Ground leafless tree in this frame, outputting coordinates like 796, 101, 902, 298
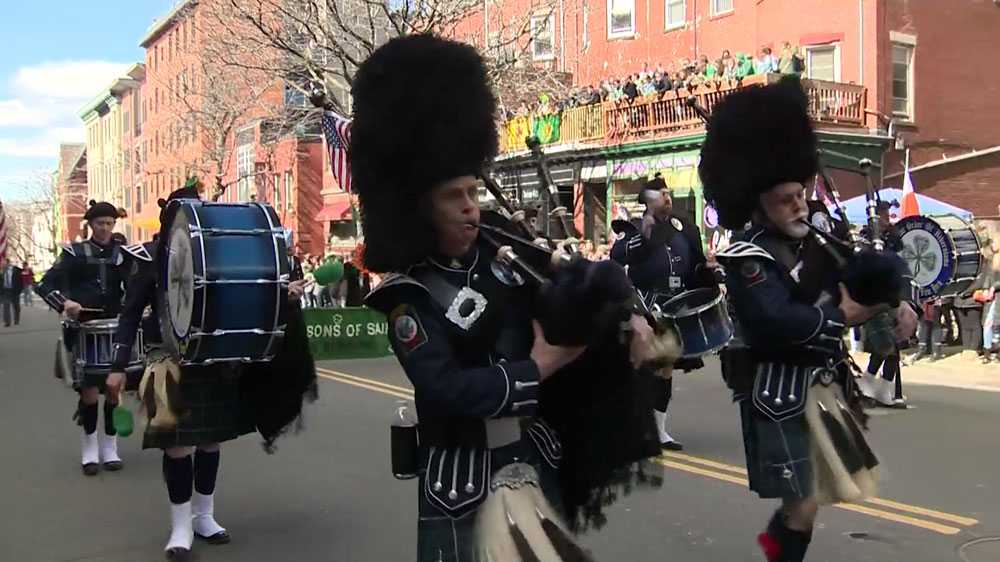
200, 0, 569, 116
5, 171, 70, 267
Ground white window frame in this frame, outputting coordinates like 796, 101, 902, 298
235, 126, 255, 202
804, 43, 841, 82
890, 32, 916, 121
530, 14, 556, 61
607, 0, 635, 39
665, 0, 686, 30
710, 0, 733, 16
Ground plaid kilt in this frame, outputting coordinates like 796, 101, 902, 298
142, 362, 254, 450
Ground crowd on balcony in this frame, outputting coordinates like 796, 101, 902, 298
500, 42, 806, 121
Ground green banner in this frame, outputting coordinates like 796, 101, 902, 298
532, 114, 561, 145
303, 307, 393, 360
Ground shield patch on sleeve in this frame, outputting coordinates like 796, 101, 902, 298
390, 305, 428, 354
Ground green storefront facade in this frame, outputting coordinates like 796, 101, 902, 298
492, 128, 892, 251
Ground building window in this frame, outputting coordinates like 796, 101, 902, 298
273, 174, 281, 209
892, 43, 914, 119
665, 0, 685, 29
236, 127, 255, 202
285, 171, 293, 211
711, 0, 733, 15
530, 14, 555, 60
607, 0, 635, 38
804, 43, 840, 82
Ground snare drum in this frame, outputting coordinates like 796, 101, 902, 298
657, 288, 734, 358
158, 199, 289, 365
65, 318, 145, 389
896, 215, 982, 299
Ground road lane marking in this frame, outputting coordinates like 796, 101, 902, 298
836, 503, 962, 535
317, 372, 413, 400
316, 368, 978, 535
663, 452, 980, 527
318, 368, 414, 395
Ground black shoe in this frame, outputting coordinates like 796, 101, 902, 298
81, 463, 100, 476
103, 460, 123, 472
661, 440, 684, 451
196, 530, 231, 545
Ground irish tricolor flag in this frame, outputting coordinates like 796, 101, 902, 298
900, 149, 921, 218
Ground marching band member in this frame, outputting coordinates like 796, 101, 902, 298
611, 174, 719, 450
353, 35, 664, 561
35, 200, 130, 475
107, 179, 317, 560
701, 78, 917, 562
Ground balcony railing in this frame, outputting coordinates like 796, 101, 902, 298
498, 74, 867, 154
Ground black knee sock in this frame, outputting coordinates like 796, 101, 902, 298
162, 454, 194, 505
79, 401, 98, 434
194, 449, 221, 495
761, 510, 812, 562
102, 399, 117, 436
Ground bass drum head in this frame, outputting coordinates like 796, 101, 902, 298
897, 216, 954, 299
156, 200, 198, 360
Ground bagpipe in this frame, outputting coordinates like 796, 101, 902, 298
477, 137, 676, 535
799, 155, 916, 356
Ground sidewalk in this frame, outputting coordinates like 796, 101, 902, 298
851, 349, 1000, 392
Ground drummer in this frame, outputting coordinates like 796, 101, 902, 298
611, 174, 720, 450
107, 179, 314, 560
35, 200, 130, 475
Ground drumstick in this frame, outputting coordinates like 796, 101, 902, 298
79, 307, 105, 313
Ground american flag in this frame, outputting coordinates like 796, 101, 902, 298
322, 110, 352, 193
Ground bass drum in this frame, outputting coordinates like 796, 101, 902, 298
158, 199, 289, 365
896, 215, 982, 299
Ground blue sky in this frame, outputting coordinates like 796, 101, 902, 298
0, 0, 178, 201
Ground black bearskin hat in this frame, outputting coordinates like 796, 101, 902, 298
698, 76, 818, 230
157, 184, 201, 223
637, 173, 667, 205
84, 200, 120, 222
351, 34, 498, 273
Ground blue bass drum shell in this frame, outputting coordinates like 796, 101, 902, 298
157, 199, 289, 365
896, 216, 955, 299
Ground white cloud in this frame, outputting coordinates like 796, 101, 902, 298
0, 59, 130, 166
10, 60, 131, 100
0, 127, 85, 158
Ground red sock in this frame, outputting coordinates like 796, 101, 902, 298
757, 531, 782, 561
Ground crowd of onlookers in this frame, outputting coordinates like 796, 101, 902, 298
500, 43, 806, 121
296, 248, 378, 309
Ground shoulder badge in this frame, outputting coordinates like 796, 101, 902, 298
670, 217, 683, 231
389, 304, 428, 354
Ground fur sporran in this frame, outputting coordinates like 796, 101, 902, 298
474, 463, 594, 562
804, 383, 879, 504
138, 351, 186, 429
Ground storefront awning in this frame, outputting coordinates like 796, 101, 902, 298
133, 216, 160, 231
315, 199, 353, 222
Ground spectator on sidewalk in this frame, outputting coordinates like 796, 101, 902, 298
914, 297, 944, 361
954, 289, 984, 356
20, 263, 34, 306
1, 258, 24, 327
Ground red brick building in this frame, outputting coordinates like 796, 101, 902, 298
456, 0, 1000, 232
133, 0, 327, 254
55, 143, 89, 243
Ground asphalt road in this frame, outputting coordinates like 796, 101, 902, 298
3, 304, 999, 562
